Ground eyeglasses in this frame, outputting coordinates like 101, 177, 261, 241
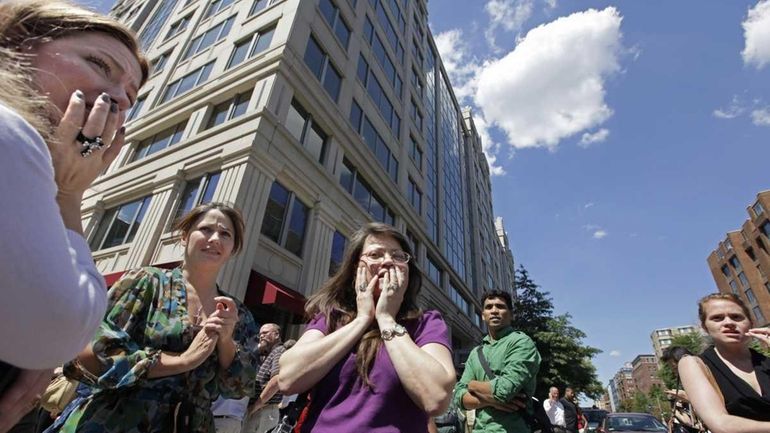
360, 250, 411, 264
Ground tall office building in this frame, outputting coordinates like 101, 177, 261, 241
85, 0, 515, 355
707, 190, 770, 327
650, 325, 699, 360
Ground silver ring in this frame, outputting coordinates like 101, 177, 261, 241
77, 132, 104, 157
357, 285, 366, 292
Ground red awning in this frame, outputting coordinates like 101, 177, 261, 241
246, 271, 306, 316
102, 261, 180, 287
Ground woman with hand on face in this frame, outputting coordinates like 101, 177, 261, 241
46, 203, 259, 433
0, 1, 148, 430
678, 293, 770, 433
278, 223, 456, 433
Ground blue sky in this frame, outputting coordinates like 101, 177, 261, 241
426, 0, 770, 394
78, 0, 770, 395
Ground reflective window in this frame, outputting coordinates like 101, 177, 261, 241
161, 62, 214, 103
250, 0, 278, 16
227, 26, 276, 69
90, 196, 152, 250
753, 306, 766, 324
738, 272, 749, 288
139, 0, 179, 49
166, 14, 193, 40
319, 0, 351, 48
304, 35, 342, 101
132, 120, 188, 161
261, 181, 309, 257
286, 99, 328, 164
356, 53, 400, 135
408, 177, 421, 212
151, 51, 171, 74
182, 16, 235, 60
409, 135, 422, 170
204, 0, 235, 19
126, 94, 147, 122
329, 230, 347, 276
427, 255, 441, 285
206, 90, 252, 129
340, 158, 395, 224
171, 172, 221, 227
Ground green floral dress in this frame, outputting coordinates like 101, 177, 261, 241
48, 266, 259, 433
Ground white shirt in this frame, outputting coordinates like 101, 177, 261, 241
0, 103, 107, 369
544, 398, 566, 427
211, 396, 249, 420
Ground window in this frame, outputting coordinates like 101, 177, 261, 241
747, 247, 757, 262
304, 35, 342, 101
126, 94, 147, 122
319, 0, 351, 48
285, 99, 328, 163
730, 256, 742, 271
716, 247, 725, 259
754, 201, 765, 217
260, 182, 309, 256
329, 230, 347, 276
406, 229, 419, 257
725, 238, 734, 250
206, 90, 252, 129
132, 120, 187, 161
753, 306, 766, 324
762, 221, 770, 239
738, 272, 750, 288
203, 0, 235, 19
351, 114, 398, 182
409, 135, 422, 170
139, 0, 179, 49
427, 255, 441, 285
161, 62, 214, 103
721, 264, 731, 277
407, 177, 421, 212
250, 0, 278, 15
370, 0, 404, 62
729, 280, 739, 294
410, 98, 423, 131
449, 284, 469, 315
339, 158, 395, 224
362, 17, 402, 99
227, 26, 276, 69
745, 288, 758, 305
356, 54, 400, 135
349, 99, 363, 131
151, 51, 171, 74
90, 196, 152, 250
171, 172, 221, 226
182, 16, 235, 60
166, 14, 192, 40
411, 66, 423, 96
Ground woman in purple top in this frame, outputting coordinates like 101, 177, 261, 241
279, 222, 456, 432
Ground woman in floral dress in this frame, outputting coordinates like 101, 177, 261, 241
48, 203, 259, 433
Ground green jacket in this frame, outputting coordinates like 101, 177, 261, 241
453, 326, 541, 433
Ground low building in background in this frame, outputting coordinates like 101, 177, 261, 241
650, 325, 699, 360
631, 354, 664, 394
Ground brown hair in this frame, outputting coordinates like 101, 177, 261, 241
305, 222, 422, 388
0, 47, 52, 139
0, 1, 150, 109
697, 292, 754, 328
173, 202, 246, 255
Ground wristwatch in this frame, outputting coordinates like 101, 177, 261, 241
381, 324, 407, 340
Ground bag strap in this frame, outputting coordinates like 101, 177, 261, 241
476, 345, 495, 380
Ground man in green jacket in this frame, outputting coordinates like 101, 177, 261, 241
454, 290, 541, 432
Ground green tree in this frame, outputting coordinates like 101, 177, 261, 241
512, 265, 604, 400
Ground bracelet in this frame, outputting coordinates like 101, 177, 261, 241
381, 324, 407, 341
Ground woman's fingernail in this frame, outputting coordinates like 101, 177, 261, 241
100, 93, 111, 103
74, 90, 84, 99
110, 102, 118, 113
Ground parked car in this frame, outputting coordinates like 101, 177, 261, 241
596, 412, 667, 432
582, 408, 608, 432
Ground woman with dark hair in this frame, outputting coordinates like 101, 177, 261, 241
278, 222, 456, 432
46, 203, 259, 433
661, 346, 704, 433
679, 293, 770, 433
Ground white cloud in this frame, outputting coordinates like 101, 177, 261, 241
484, 0, 534, 50
593, 229, 608, 239
579, 128, 610, 147
434, 30, 481, 103
751, 108, 770, 126
609, 350, 621, 357
742, 0, 770, 69
473, 115, 507, 175
584, 202, 595, 209
544, 0, 558, 9
475, 7, 624, 150
713, 95, 746, 119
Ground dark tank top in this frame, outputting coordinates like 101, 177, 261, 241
700, 346, 770, 421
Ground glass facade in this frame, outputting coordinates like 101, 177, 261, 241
423, 45, 438, 242
439, 71, 467, 280
138, 0, 179, 49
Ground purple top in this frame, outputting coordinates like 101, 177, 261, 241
300, 310, 451, 433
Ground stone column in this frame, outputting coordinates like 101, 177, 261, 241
216, 153, 277, 300
298, 201, 336, 298
81, 200, 105, 242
